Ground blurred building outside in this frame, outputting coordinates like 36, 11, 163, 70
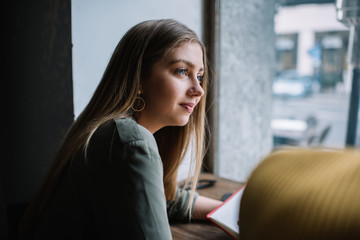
275, 3, 349, 91
272, 2, 359, 149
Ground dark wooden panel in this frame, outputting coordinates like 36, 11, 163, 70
4, 1, 73, 239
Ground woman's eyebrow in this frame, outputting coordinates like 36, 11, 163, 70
169, 59, 204, 71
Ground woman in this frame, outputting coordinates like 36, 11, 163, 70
19, 19, 222, 239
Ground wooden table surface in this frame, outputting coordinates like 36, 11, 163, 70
171, 173, 244, 240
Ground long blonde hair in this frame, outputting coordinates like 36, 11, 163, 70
20, 19, 208, 237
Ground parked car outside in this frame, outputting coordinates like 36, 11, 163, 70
273, 70, 314, 98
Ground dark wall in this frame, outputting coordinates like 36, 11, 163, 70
3, 0, 74, 239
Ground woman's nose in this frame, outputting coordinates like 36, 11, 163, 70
188, 75, 204, 97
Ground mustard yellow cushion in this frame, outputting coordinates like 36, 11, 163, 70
239, 148, 360, 240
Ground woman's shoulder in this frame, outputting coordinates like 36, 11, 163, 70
90, 118, 155, 147
113, 118, 157, 149
87, 118, 159, 165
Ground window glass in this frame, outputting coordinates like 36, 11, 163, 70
272, 2, 358, 149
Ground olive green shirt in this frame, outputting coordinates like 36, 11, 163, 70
29, 118, 197, 240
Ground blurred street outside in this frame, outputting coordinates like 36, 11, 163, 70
272, 89, 358, 148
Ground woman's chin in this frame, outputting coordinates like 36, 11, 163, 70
172, 117, 190, 127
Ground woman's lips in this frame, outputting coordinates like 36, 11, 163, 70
180, 103, 195, 113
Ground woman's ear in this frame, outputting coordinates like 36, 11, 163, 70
138, 82, 143, 94
139, 79, 147, 95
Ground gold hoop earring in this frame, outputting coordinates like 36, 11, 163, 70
132, 94, 145, 112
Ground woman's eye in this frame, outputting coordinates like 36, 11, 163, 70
177, 68, 188, 76
197, 75, 204, 84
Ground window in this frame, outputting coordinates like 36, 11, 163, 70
272, 3, 354, 150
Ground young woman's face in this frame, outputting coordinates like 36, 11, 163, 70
138, 41, 205, 133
